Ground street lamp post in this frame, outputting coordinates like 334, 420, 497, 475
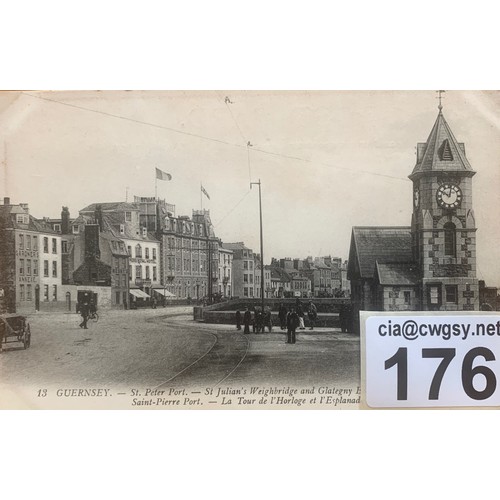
250, 179, 265, 314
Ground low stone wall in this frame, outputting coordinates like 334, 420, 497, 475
204, 297, 350, 314
199, 310, 340, 328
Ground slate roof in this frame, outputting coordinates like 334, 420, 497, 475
222, 242, 251, 251
270, 267, 291, 282
80, 202, 140, 213
410, 111, 474, 178
375, 262, 420, 286
350, 226, 413, 279
0, 205, 56, 234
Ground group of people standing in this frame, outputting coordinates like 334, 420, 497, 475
235, 299, 318, 344
235, 306, 273, 334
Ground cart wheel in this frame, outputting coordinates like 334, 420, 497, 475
24, 324, 31, 349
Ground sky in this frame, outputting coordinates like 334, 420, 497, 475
1, 90, 500, 285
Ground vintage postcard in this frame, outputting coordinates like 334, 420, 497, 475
1, 90, 499, 409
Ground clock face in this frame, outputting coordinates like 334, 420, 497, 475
413, 188, 420, 209
436, 183, 462, 209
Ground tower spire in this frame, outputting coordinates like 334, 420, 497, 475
436, 90, 445, 113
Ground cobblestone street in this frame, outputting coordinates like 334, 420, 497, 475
0, 306, 360, 408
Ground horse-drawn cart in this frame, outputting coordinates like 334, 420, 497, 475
0, 314, 31, 352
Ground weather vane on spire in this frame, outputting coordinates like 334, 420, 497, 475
436, 90, 446, 112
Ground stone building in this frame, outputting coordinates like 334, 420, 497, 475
222, 242, 255, 298
218, 246, 233, 298
79, 202, 161, 300
348, 106, 479, 322
159, 209, 219, 301
0, 198, 62, 314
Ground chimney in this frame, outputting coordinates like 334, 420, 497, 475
61, 206, 70, 234
3, 197, 10, 205
94, 205, 104, 232
84, 224, 101, 260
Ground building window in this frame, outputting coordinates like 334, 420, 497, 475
62, 240, 68, 253
44, 260, 49, 277
20, 284, 25, 301
244, 287, 249, 297
145, 266, 150, 280
429, 286, 440, 305
250, 274, 254, 284
33, 260, 38, 275
153, 266, 157, 281
43, 285, 49, 302
19, 259, 24, 275
244, 261, 248, 270
53, 224, 61, 232
136, 265, 142, 279
43, 237, 49, 253
72, 225, 79, 234
129, 265, 132, 280
249, 261, 253, 270
120, 224, 125, 235
145, 248, 150, 259
27, 284, 32, 301
27, 259, 31, 275
404, 291, 411, 304
125, 212, 132, 222
52, 285, 57, 301
153, 248, 157, 260
33, 235, 38, 248
52, 261, 57, 277
52, 238, 57, 253
444, 223, 456, 257
249, 287, 254, 297
19, 234, 24, 249
243, 274, 248, 283
135, 244, 142, 258
445, 285, 458, 304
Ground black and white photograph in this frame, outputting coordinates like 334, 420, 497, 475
1, 90, 500, 409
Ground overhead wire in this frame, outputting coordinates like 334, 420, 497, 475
21, 91, 409, 183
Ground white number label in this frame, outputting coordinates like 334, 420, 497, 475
363, 314, 500, 407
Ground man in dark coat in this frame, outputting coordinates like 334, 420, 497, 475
278, 303, 287, 330
286, 307, 300, 344
79, 302, 89, 329
243, 307, 251, 334
235, 310, 242, 330
307, 300, 318, 330
295, 298, 305, 330
263, 307, 272, 333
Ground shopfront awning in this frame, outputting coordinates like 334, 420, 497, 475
129, 289, 150, 299
153, 289, 176, 297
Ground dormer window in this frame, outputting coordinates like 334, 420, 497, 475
142, 227, 147, 238
72, 225, 79, 234
16, 214, 28, 224
120, 224, 125, 235
439, 139, 454, 161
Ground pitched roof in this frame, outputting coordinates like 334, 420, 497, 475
222, 242, 251, 251
270, 267, 291, 282
349, 226, 413, 279
80, 202, 140, 213
410, 111, 474, 178
375, 261, 419, 286
0, 205, 56, 234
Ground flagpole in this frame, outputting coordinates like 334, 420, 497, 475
200, 182, 203, 211
155, 169, 158, 200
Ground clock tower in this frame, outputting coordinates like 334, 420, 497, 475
409, 105, 478, 311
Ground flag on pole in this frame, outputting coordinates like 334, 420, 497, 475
201, 185, 210, 200
156, 168, 172, 181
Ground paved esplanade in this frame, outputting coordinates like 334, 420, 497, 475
0, 307, 360, 392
